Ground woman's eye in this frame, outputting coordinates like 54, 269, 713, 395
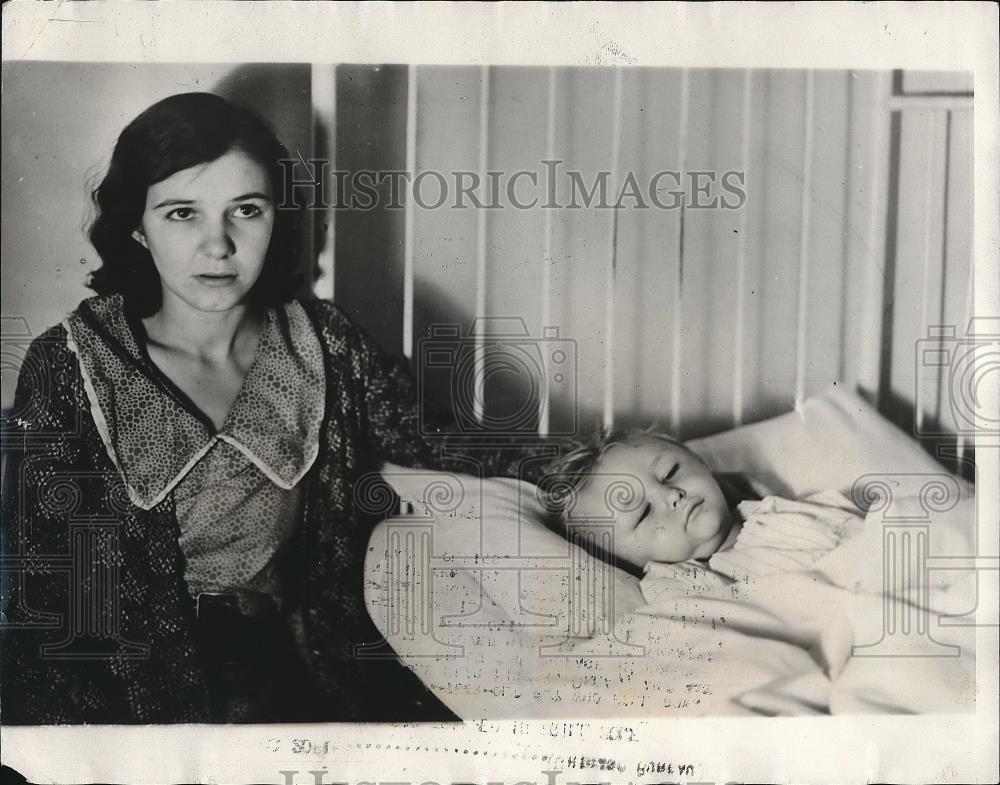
661, 463, 679, 482
166, 207, 194, 221
234, 204, 263, 218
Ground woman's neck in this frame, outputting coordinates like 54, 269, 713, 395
142, 297, 260, 363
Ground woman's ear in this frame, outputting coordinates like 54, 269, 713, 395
131, 228, 148, 248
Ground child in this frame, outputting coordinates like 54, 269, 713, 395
541, 428, 867, 604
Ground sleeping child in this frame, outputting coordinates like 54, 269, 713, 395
537, 426, 976, 714
540, 427, 868, 604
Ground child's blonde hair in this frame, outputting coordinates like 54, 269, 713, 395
538, 425, 684, 519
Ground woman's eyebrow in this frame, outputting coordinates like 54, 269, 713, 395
230, 191, 272, 202
152, 198, 195, 209
151, 192, 272, 209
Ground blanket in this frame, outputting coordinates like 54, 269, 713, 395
367, 472, 978, 717
631, 491, 978, 715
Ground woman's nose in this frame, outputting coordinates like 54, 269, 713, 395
200, 221, 235, 258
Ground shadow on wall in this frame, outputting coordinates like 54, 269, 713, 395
213, 64, 320, 300
879, 388, 977, 483
330, 64, 410, 358
411, 277, 554, 437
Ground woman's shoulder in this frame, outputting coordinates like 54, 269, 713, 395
18, 294, 130, 373
294, 296, 349, 321
293, 297, 371, 343
7, 309, 93, 427
65, 292, 126, 324
22, 320, 69, 350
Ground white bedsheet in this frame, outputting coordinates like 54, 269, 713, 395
633, 492, 977, 715
367, 489, 977, 717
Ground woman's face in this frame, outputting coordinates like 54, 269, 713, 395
132, 148, 275, 315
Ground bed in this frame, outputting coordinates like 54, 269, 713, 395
363, 385, 977, 717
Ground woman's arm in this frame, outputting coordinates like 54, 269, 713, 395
1, 327, 119, 723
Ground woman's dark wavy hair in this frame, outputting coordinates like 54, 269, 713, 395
87, 92, 303, 316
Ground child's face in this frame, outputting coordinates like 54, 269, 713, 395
569, 436, 733, 569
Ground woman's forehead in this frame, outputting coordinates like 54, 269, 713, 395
147, 149, 271, 200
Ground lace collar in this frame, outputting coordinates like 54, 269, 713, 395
64, 294, 326, 510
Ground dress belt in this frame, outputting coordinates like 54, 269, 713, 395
189, 589, 317, 722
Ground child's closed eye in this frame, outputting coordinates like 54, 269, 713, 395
661, 463, 679, 482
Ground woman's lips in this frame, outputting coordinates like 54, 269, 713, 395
195, 273, 237, 287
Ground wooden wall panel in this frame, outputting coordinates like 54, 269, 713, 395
407, 66, 483, 417
546, 68, 620, 435
840, 70, 890, 403
802, 70, 852, 401
675, 69, 746, 437
481, 67, 550, 431
750, 70, 807, 421
613, 68, 684, 431
542, 67, 592, 437
890, 108, 944, 424
731, 70, 772, 427
334, 64, 409, 359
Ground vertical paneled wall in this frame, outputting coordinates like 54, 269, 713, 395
315, 66, 975, 459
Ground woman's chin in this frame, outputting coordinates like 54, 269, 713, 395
173, 289, 249, 314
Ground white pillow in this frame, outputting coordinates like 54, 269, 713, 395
685, 384, 957, 499
372, 465, 647, 627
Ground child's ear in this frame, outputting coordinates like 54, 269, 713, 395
131, 228, 148, 249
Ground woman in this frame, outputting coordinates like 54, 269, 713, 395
1, 92, 553, 723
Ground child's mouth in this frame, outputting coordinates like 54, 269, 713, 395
684, 498, 704, 528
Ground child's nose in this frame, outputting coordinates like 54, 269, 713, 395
662, 486, 686, 509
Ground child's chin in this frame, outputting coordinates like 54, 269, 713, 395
689, 509, 724, 541
692, 524, 728, 559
